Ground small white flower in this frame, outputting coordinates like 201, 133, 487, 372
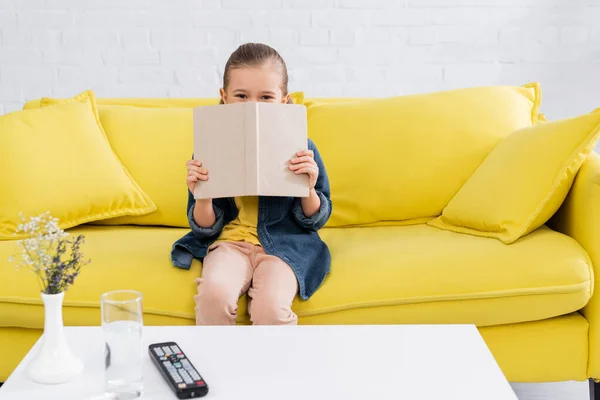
11, 212, 89, 293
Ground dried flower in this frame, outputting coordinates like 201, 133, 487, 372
8, 212, 91, 295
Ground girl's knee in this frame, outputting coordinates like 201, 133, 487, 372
196, 279, 231, 302
249, 295, 297, 326
194, 279, 238, 325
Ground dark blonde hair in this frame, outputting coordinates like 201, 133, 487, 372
220, 43, 292, 104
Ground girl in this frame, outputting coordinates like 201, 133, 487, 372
171, 43, 332, 326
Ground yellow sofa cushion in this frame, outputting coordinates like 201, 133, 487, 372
306, 83, 541, 227
92, 106, 192, 227
304, 224, 591, 326
428, 112, 600, 244
0, 91, 156, 239
0, 223, 591, 329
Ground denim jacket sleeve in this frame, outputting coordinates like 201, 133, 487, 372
186, 187, 226, 239
292, 139, 332, 231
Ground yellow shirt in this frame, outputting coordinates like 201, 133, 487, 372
216, 196, 261, 246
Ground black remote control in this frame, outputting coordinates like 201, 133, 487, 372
148, 341, 209, 399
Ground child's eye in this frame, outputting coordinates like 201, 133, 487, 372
261, 96, 274, 100
235, 94, 247, 99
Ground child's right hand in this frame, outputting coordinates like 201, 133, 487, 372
186, 159, 209, 194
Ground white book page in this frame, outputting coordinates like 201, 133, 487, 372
193, 104, 247, 199
257, 103, 309, 197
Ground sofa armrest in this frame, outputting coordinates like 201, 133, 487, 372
549, 152, 600, 378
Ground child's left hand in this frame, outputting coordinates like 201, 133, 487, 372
289, 150, 319, 190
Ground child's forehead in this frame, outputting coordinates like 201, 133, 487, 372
228, 64, 283, 89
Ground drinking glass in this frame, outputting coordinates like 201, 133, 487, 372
100, 290, 144, 399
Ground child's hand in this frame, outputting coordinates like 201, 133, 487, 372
289, 150, 319, 190
186, 159, 209, 194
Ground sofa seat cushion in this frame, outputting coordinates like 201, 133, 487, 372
307, 225, 592, 326
0, 225, 199, 329
0, 224, 592, 328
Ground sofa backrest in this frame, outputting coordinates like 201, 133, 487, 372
24, 84, 541, 228
305, 84, 541, 226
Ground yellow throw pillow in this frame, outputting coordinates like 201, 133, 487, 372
0, 91, 156, 239
90, 106, 193, 227
307, 83, 541, 227
428, 112, 600, 244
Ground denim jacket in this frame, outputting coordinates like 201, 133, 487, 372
171, 139, 332, 300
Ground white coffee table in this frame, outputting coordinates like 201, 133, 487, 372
0, 325, 517, 400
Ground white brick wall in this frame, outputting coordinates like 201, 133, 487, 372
0, 0, 599, 135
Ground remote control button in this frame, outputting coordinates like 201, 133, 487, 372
182, 359, 192, 370
163, 361, 176, 373
171, 373, 183, 383
190, 370, 201, 381
197, 380, 205, 386
171, 345, 181, 353
153, 347, 164, 356
177, 354, 184, 359
173, 362, 182, 368
180, 370, 193, 384
162, 346, 171, 354
178, 383, 187, 389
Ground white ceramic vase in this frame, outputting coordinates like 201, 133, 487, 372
26, 291, 84, 384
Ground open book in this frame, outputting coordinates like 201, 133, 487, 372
193, 102, 309, 199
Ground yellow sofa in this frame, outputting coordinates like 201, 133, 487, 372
1, 85, 599, 387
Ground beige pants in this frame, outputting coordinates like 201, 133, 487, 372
194, 242, 299, 326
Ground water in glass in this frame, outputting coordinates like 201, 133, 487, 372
101, 290, 143, 399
